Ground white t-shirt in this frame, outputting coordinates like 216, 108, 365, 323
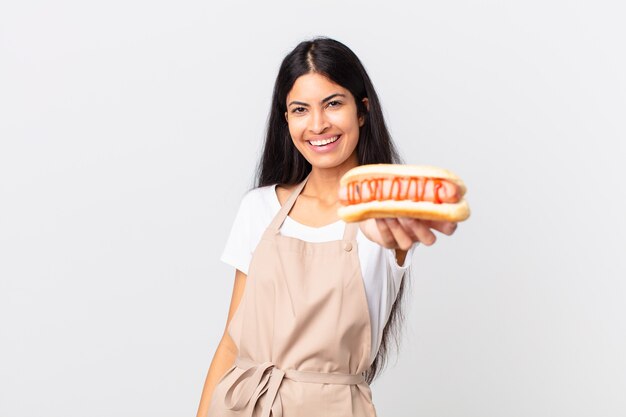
220, 184, 418, 365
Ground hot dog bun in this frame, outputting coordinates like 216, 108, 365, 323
337, 164, 471, 222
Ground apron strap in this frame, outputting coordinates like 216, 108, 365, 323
342, 222, 358, 242
267, 172, 311, 233
226, 356, 366, 417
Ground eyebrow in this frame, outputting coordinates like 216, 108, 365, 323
288, 93, 346, 107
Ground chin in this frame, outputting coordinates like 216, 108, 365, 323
310, 157, 355, 170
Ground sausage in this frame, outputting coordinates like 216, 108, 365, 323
338, 177, 460, 205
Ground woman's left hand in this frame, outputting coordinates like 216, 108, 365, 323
358, 217, 458, 250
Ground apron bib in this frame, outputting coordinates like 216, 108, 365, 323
208, 173, 377, 417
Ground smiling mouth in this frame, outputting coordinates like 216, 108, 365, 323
308, 135, 340, 146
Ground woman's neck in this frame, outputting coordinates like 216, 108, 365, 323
303, 156, 359, 206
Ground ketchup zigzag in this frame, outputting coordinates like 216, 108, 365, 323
343, 177, 453, 205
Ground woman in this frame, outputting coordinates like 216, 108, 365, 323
196, 37, 457, 417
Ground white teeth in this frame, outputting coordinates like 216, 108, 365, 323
309, 136, 339, 146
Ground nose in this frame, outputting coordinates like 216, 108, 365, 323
308, 108, 330, 134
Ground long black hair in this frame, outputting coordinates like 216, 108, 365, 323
254, 37, 411, 383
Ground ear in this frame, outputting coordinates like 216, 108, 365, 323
284, 111, 288, 122
359, 98, 369, 127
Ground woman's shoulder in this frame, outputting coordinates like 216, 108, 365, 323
273, 183, 299, 206
227, 184, 279, 234
238, 183, 280, 212
242, 182, 299, 206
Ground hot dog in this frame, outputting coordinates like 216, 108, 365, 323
337, 164, 471, 222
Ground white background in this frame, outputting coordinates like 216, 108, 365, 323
1, 0, 625, 416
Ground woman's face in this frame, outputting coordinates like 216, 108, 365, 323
285, 72, 368, 171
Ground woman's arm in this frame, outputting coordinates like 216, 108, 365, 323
195, 268, 247, 417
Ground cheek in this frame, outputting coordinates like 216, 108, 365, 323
328, 110, 359, 131
287, 118, 306, 136
287, 124, 307, 148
